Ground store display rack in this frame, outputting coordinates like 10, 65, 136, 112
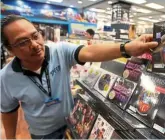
66, 59, 165, 139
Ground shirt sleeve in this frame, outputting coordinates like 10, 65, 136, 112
1, 82, 20, 113
60, 42, 85, 68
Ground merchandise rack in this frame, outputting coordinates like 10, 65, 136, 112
75, 79, 159, 139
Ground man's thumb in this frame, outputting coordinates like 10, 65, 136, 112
145, 42, 158, 49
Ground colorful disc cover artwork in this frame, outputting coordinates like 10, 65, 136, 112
98, 74, 111, 91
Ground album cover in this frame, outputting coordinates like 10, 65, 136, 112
153, 98, 165, 136
127, 72, 165, 127
152, 21, 165, 73
123, 57, 149, 82
89, 115, 115, 139
68, 97, 97, 139
94, 70, 117, 98
108, 77, 137, 109
83, 67, 102, 88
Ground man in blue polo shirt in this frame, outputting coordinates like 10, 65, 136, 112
0, 15, 158, 139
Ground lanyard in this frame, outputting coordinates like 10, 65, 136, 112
28, 68, 52, 97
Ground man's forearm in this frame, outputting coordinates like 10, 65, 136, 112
1, 110, 18, 139
79, 43, 122, 62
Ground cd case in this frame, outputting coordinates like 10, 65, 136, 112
83, 67, 102, 88
89, 114, 115, 139
108, 77, 137, 109
127, 72, 165, 127
67, 97, 97, 139
123, 57, 149, 82
94, 69, 117, 98
152, 21, 165, 73
152, 98, 165, 136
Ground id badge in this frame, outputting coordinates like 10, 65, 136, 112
45, 97, 61, 106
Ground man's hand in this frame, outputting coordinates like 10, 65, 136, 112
126, 34, 158, 56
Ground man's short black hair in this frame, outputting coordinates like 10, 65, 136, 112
86, 29, 95, 36
38, 29, 45, 37
1, 15, 31, 50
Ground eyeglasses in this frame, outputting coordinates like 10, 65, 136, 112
10, 31, 41, 48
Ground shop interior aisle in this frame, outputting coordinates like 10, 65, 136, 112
1, 108, 30, 139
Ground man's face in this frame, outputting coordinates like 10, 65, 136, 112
85, 32, 92, 39
3, 19, 45, 62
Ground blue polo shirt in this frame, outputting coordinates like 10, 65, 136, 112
0, 42, 84, 135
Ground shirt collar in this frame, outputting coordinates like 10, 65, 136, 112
12, 45, 50, 74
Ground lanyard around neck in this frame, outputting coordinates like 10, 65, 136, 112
28, 68, 52, 98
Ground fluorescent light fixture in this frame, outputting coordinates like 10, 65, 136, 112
133, 13, 137, 15
132, 7, 151, 13
149, 16, 152, 18
138, 17, 157, 22
89, 0, 97, 1
125, 0, 146, 4
107, 7, 111, 10
130, 15, 133, 18
145, 3, 164, 9
161, 15, 165, 18
46, 1, 50, 3
70, 5, 74, 7
108, 1, 112, 4
78, 0, 82, 4
138, 21, 147, 24
90, 8, 105, 13
49, 0, 63, 2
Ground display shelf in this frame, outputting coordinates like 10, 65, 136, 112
76, 79, 160, 139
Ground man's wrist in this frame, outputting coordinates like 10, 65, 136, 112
120, 41, 131, 58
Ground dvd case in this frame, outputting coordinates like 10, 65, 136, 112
83, 67, 102, 88
127, 72, 165, 127
94, 70, 117, 98
68, 97, 97, 139
89, 114, 115, 139
108, 77, 137, 109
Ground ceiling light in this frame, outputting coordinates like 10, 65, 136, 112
78, 0, 83, 4
49, 0, 63, 2
161, 15, 165, 18
70, 5, 74, 7
90, 8, 105, 13
159, 18, 162, 21
138, 17, 157, 22
46, 1, 50, 3
145, 3, 164, 9
107, 7, 111, 10
125, 0, 146, 4
149, 16, 152, 18
108, 1, 112, 4
130, 15, 133, 18
132, 7, 151, 13
138, 21, 147, 24
89, 0, 97, 1
133, 13, 137, 15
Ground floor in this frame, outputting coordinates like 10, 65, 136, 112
1, 108, 31, 139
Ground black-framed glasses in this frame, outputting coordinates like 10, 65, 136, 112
10, 31, 41, 48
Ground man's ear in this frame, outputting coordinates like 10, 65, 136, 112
6, 48, 15, 57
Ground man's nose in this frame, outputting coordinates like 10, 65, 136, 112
29, 40, 39, 50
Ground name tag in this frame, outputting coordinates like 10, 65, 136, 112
45, 98, 61, 106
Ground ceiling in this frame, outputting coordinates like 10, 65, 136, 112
27, 0, 165, 25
